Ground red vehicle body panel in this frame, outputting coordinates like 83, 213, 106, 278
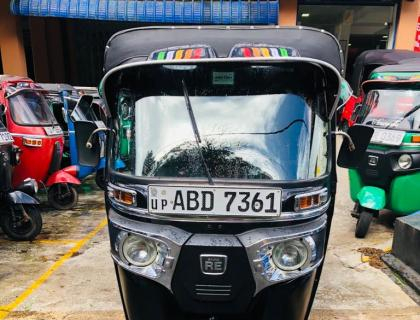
46, 166, 81, 187
340, 95, 360, 128
10, 133, 64, 187
0, 76, 80, 188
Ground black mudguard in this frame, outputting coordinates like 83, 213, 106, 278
7, 191, 39, 205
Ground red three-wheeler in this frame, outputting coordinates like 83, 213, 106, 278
0, 76, 81, 210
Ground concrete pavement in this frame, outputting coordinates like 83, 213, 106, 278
0, 169, 419, 320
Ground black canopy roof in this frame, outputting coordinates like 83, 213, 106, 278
350, 49, 420, 94
372, 61, 420, 74
39, 83, 76, 94
103, 26, 344, 73
362, 79, 420, 94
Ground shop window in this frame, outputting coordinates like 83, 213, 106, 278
297, 4, 396, 79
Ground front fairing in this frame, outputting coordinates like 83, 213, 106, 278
101, 58, 341, 320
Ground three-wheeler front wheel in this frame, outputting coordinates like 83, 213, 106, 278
48, 184, 78, 210
355, 210, 373, 238
0, 205, 43, 241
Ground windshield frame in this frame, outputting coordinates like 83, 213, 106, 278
102, 59, 340, 185
100, 57, 343, 120
358, 87, 420, 132
7, 89, 59, 127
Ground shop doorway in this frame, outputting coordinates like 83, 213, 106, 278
297, 4, 397, 79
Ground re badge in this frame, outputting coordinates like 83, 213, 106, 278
200, 254, 228, 275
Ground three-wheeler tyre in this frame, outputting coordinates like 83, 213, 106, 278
355, 210, 373, 238
95, 169, 106, 190
0, 205, 42, 241
48, 184, 78, 210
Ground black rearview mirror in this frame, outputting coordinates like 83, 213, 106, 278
70, 95, 94, 122
337, 124, 374, 169
73, 121, 101, 167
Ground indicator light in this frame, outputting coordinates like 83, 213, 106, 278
22, 137, 42, 147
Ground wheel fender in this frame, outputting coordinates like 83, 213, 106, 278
114, 158, 126, 170
7, 191, 39, 205
46, 170, 81, 187
97, 157, 106, 170
357, 186, 386, 211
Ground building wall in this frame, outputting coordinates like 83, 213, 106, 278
279, 0, 297, 26
395, 0, 420, 50
1, 0, 419, 84
0, 1, 27, 76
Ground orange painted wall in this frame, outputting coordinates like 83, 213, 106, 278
395, 0, 420, 50
279, 0, 297, 26
0, 1, 27, 76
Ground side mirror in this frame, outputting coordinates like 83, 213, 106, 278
337, 124, 374, 169
73, 121, 101, 167
70, 95, 94, 122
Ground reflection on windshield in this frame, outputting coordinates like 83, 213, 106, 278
126, 94, 328, 181
357, 90, 420, 131
9, 91, 58, 126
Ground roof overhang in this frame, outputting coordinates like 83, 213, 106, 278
10, 0, 279, 24
100, 57, 343, 121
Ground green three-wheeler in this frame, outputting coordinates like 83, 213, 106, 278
349, 62, 420, 238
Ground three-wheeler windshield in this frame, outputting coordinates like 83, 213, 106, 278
113, 63, 330, 181
357, 89, 420, 131
9, 91, 58, 126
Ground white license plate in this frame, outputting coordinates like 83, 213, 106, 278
44, 126, 63, 136
148, 185, 282, 217
370, 129, 405, 146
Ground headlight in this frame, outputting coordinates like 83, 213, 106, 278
398, 154, 412, 169
122, 234, 157, 267
272, 239, 308, 271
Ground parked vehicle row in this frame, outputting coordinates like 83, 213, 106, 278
0, 76, 113, 240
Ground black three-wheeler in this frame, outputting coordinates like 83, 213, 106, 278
0, 111, 41, 241
75, 26, 373, 320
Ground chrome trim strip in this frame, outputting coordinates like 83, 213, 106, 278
237, 215, 326, 248
10, 133, 62, 139
294, 187, 328, 199
109, 196, 330, 223
401, 142, 420, 147
109, 210, 191, 246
